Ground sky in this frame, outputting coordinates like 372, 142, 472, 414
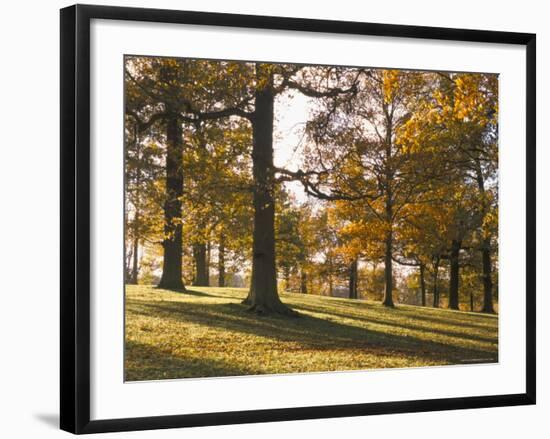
273, 90, 316, 204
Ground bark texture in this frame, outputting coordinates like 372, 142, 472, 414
192, 242, 209, 286
475, 163, 495, 313
382, 232, 394, 307
242, 66, 296, 316
158, 115, 185, 290
480, 238, 495, 313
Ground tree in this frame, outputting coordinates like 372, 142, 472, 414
125, 57, 253, 290
124, 116, 164, 284
125, 57, 189, 290
124, 57, 498, 315
275, 196, 309, 292
316, 208, 348, 297
180, 116, 254, 288
297, 69, 432, 307
175, 63, 359, 314
401, 72, 498, 311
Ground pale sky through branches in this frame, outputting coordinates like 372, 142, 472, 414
274, 90, 314, 204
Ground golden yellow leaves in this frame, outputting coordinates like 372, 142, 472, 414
449, 74, 498, 125
382, 69, 401, 104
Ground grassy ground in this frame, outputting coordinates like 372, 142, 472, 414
125, 285, 498, 381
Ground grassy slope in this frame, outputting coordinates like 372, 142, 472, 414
125, 285, 498, 381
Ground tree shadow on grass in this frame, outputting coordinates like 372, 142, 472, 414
394, 307, 498, 331
125, 340, 263, 381
320, 298, 498, 331
127, 299, 498, 365
153, 286, 229, 299
290, 303, 497, 345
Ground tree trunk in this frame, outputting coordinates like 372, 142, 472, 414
125, 246, 133, 283
349, 259, 358, 299
192, 242, 209, 286
283, 266, 290, 292
206, 240, 211, 284
475, 162, 494, 313
480, 238, 495, 313
158, 115, 185, 290
432, 256, 440, 308
218, 233, 226, 288
382, 105, 394, 308
129, 123, 141, 285
300, 269, 308, 294
328, 255, 334, 296
382, 232, 394, 307
419, 263, 426, 306
130, 227, 139, 284
242, 65, 295, 315
449, 239, 461, 310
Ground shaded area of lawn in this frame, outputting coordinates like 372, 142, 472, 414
125, 285, 498, 381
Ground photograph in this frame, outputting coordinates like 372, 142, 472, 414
124, 56, 499, 381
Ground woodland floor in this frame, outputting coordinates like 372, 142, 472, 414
125, 285, 498, 381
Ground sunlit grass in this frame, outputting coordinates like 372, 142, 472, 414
125, 285, 498, 381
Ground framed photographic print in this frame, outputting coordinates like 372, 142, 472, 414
60, 4, 536, 434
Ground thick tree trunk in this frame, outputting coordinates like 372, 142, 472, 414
449, 239, 462, 310
481, 240, 495, 313
242, 66, 295, 316
192, 242, 209, 286
349, 259, 358, 299
218, 233, 226, 288
419, 263, 426, 306
432, 256, 440, 308
158, 115, 185, 290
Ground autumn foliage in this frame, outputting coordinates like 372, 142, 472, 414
125, 57, 498, 314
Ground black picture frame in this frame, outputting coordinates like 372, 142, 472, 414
60, 4, 536, 434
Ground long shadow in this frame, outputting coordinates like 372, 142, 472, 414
393, 303, 499, 321
152, 287, 229, 299
127, 300, 497, 363
125, 340, 263, 380
394, 308, 498, 331
331, 297, 498, 318
290, 303, 497, 345
322, 299, 498, 331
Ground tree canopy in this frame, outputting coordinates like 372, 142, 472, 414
125, 56, 499, 315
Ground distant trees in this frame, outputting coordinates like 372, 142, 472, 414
125, 57, 498, 315
401, 72, 498, 312
298, 70, 435, 307
125, 57, 254, 290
